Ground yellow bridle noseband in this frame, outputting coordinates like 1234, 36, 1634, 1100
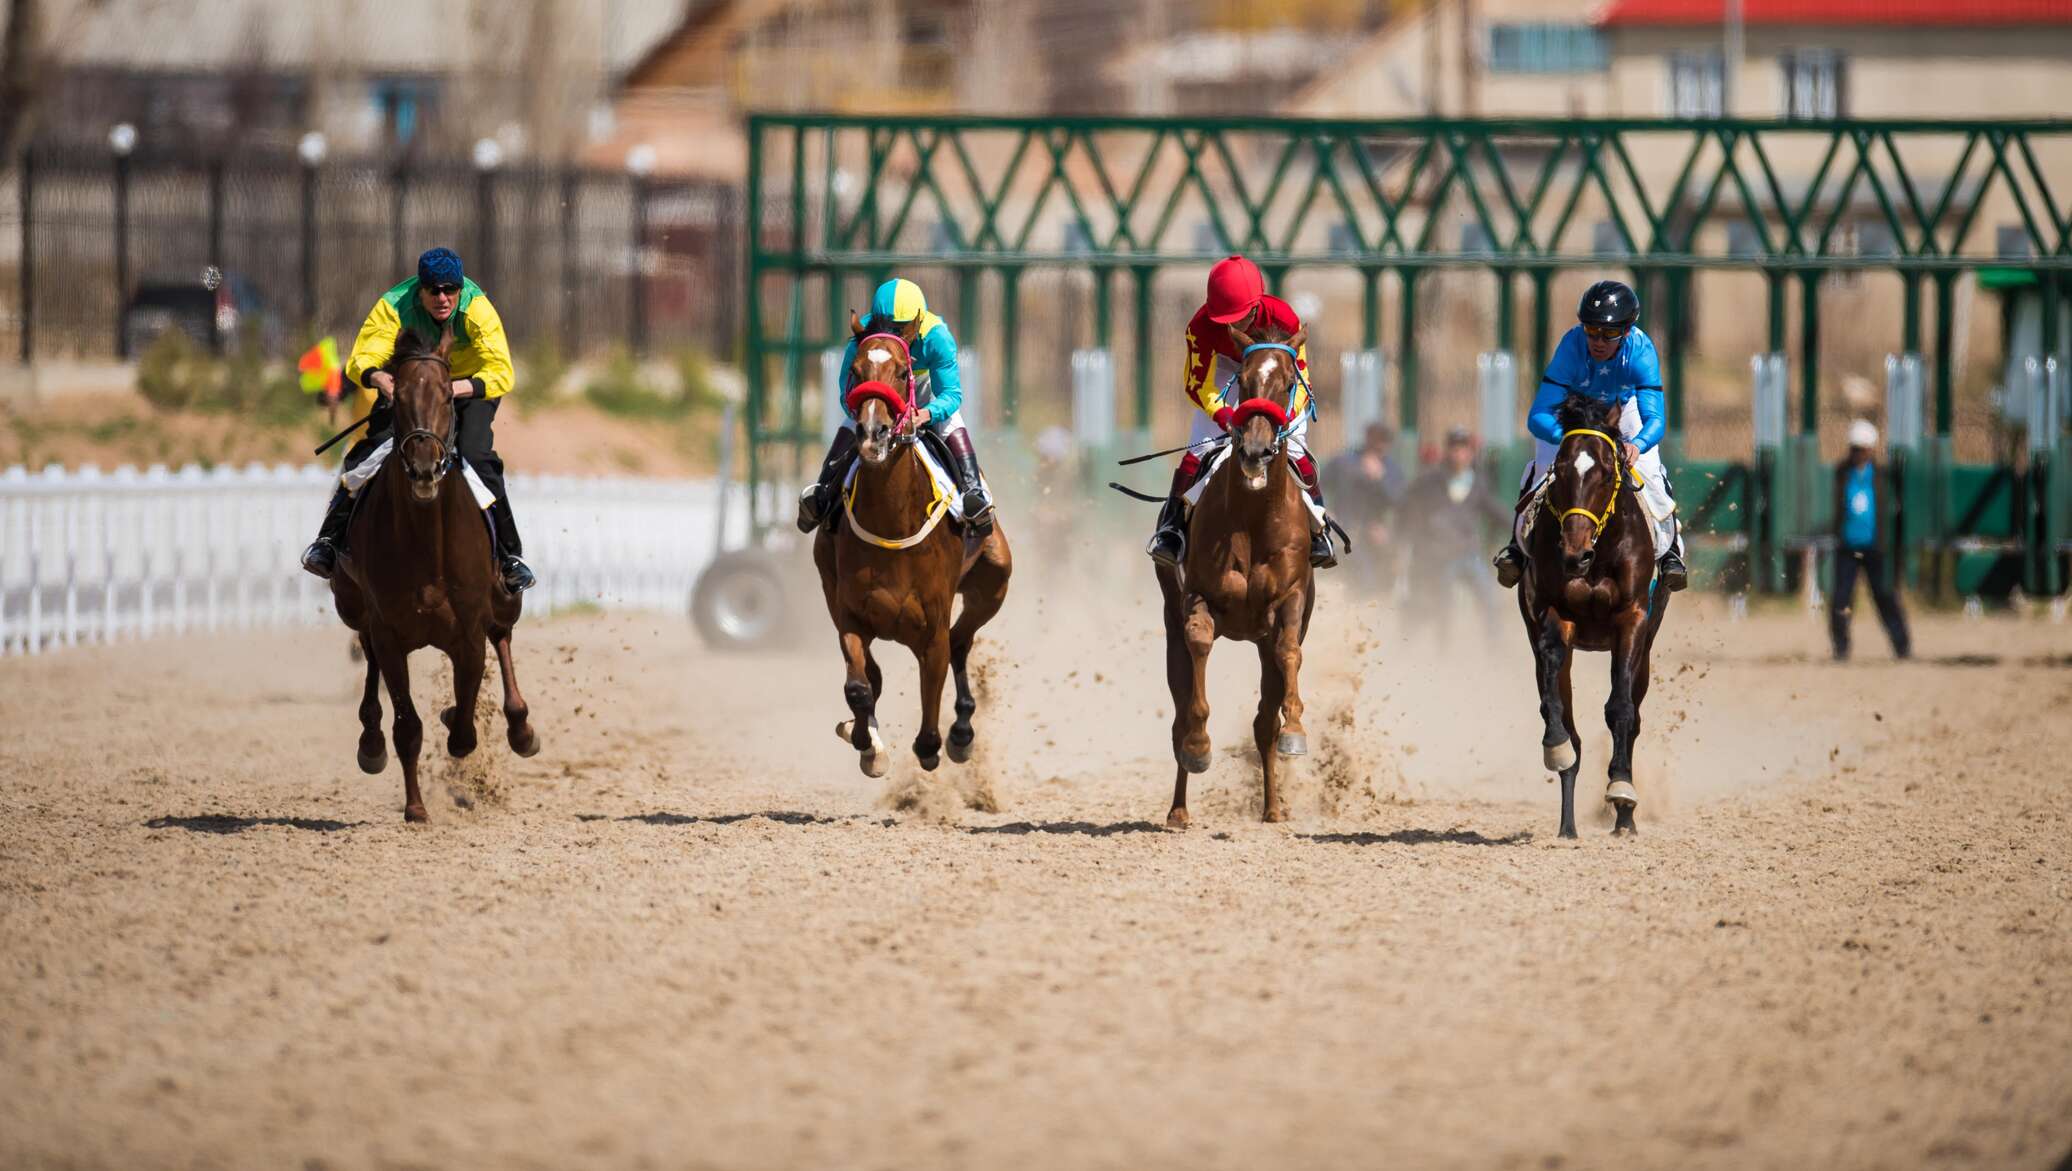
1553, 428, 1634, 538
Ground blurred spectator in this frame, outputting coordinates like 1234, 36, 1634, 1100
1404, 428, 1511, 642
1829, 420, 1912, 661
1324, 422, 1407, 597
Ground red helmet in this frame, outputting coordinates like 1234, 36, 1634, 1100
1204, 255, 1264, 324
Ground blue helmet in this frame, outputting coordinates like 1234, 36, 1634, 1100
417, 247, 464, 288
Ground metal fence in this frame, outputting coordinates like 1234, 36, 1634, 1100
0, 462, 747, 655
9, 142, 743, 365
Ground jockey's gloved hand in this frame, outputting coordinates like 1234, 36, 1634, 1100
1213, 407, 1235, 432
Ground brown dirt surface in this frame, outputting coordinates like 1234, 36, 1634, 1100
3, 571, 2069, 1170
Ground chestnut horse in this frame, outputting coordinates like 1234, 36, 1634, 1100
814, 314, 1012, 777
1517, 394, 1671, 839
1158, 319, 1317, 828
328, 325, 540, 822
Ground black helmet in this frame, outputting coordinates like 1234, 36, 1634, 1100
1577, 280, 1640, 329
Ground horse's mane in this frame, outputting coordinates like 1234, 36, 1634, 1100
1553, 394, 1614, 435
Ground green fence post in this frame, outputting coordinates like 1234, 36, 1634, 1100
1494, 267, 1514, 356
1095, 268, 1114, 350
743, 117, 765, 537
1361, 267, 1380, 350
1133, 264, 1156, 431
1930, 269, 1959, 599
999, 266, 1021, 428
1531, 267, 1554, 376
1397, 268, 1420, 442
1664, 269, 1688, 458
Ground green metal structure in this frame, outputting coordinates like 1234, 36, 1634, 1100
742, 114, 2072, 595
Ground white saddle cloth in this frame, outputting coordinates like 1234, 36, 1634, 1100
841, 442, 987, 524
340, 436, 497, 510
1184, 444, 1328, 529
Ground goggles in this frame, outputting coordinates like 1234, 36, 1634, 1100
1581, 323, 1630, 341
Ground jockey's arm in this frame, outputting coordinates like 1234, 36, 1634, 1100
1525, 379, 1568, 446
1633, 386, 1667, 454
344, 297, 402, 409
1526, 328, 1589, 445
1181, 326, 1232, 429
916, 325, 963, 425
456, 296, 515, 400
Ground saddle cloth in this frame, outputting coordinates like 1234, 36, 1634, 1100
340, 435, 497, 510
841, 441, 986, 524
1184, 444, 1328, 530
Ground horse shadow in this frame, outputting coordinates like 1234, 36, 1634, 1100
1298, 827, 1533, 847
966, 820, 1168, 837
145, 814, 364, 835
577, 810, 880, 828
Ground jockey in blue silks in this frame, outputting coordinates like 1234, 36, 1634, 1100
796, 277, 994, 535
1492, 279, 1689, 592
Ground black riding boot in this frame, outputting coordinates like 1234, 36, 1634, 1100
943, 427, 994, 536
798, 428, 859, 533
1293, 456, 1338, 570
1146, 463, 1194, 567
1493, 540, 1527, 588
1657, 530, 1689, 592
300, 487, 354, 579
488, 500, 535, 593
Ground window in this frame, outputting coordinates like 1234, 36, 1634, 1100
1780, 50, 1846, 120
1668, 50, 1724, 119
1487, 23, 1607, 75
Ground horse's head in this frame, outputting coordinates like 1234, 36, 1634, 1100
1547, 395, 1625, 577
392, 324, 456, 504
1227, 316, 1307, 490
847, 310, 919, 466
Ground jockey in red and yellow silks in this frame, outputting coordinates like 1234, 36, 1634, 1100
1148, 255, 1336, 570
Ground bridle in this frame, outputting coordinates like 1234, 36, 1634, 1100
852, 331, 922, 441
1223, 340, 1317, 453
1551, 427, 1635, 539
393, 352, 458, 480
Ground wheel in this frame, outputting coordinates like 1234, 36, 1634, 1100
690, 549, 792, 651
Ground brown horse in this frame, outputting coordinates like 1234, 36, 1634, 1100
1158, 319, 1316, 828
328, 325, 540, 821
1517, 394, 1671, 839
814, 313, 1012, 777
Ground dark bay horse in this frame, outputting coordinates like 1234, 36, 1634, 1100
1158, 319, 1316, 828
1517, 394, 1671, 838
328, 325, 539, 821
814, 313, 1012, 778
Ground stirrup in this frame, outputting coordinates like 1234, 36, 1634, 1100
1147, 527, 1185, 568
1656, 551, 1689, 592
959, 489, 994, 533
1309, 529, 1337, 570
796, 484, 832, 533
501, 554, 537, 593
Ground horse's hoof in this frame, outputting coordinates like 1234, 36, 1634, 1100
509, 726, 541, 758
860, 750, 889, 779
946, 737, 973, 765
917, 752, 941, 772
357, 745, 388, 775
1181, 753, 1212, 775
1276, 732, 1308, 758
1605, 779, 1638, 809
1611, 823, 1639, 838
1558, 825, 1579, 840
1543, 740, 1578, 772
439, 706, 457, 731
1263, 804, 1290, 824
404, 803, 429, 823
447, 736, 477, 759
1166, 808, 1190, 830
837, 719, 886, 752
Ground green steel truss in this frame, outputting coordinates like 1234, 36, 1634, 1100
744, 115, 2072, 592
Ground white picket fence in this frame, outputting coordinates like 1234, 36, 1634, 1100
0, 462, 748, 656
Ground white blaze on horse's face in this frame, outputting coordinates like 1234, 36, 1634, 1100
1571, 449, 1597, 478
866, 347, 892, 365
1256, 355, 1279, 383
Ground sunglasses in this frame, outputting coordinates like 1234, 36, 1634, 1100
1582, 323, 1629, 341
428, 283, 462, 296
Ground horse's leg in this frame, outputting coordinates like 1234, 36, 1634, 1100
1605, 608, 1647, 837
913, 629, 949, 771
1254, 638, 1291, 823
491, 630, 540, 757
946, 532, 1010, 764
835, 628, 887, 778
1533, 608, 1580, 839
1557, 650, 1582, 840
355, 632, 387, 775
1177, 596, 1216, 776
1160, 576, 1196, 829
373, 639, 426, 823
1271, 593, 1308, 758
441, 635, 484, 758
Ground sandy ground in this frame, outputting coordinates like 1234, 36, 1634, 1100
2, 558, 2070, 1170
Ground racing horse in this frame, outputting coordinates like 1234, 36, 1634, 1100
1158, 318, 1319, 828
1516, 394, 1671, 839
327, 323, 540, 822
815, 313, 1012, 778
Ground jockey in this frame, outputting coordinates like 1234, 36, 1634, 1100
796, 277, 994, 535
1147, 255, 1336, 569
299, 246, 535, 593
1492, 279, 1688, 592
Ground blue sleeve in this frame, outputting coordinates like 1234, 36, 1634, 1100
1629, 331, 1666, 452
919, 324, 963, 423
1528, 329, 1588, 445
836, 337, 859, 416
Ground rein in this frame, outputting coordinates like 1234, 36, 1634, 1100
1223, 341, 1317, 446
842, 452, 952, 550
855, 332, 923, 434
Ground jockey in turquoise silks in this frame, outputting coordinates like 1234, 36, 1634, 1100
797, 278, 995, 535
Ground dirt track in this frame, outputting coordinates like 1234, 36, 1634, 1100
3, 568, 2070, 1170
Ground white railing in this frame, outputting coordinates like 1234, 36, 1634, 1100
0, 462, 747, 656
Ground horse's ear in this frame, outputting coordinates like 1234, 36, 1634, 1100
896, 316, 920, 346
850, 310, 865, 337
435, 317, 455, 360
1229, 324, 1256, 350
1288, 326, 1307, 350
